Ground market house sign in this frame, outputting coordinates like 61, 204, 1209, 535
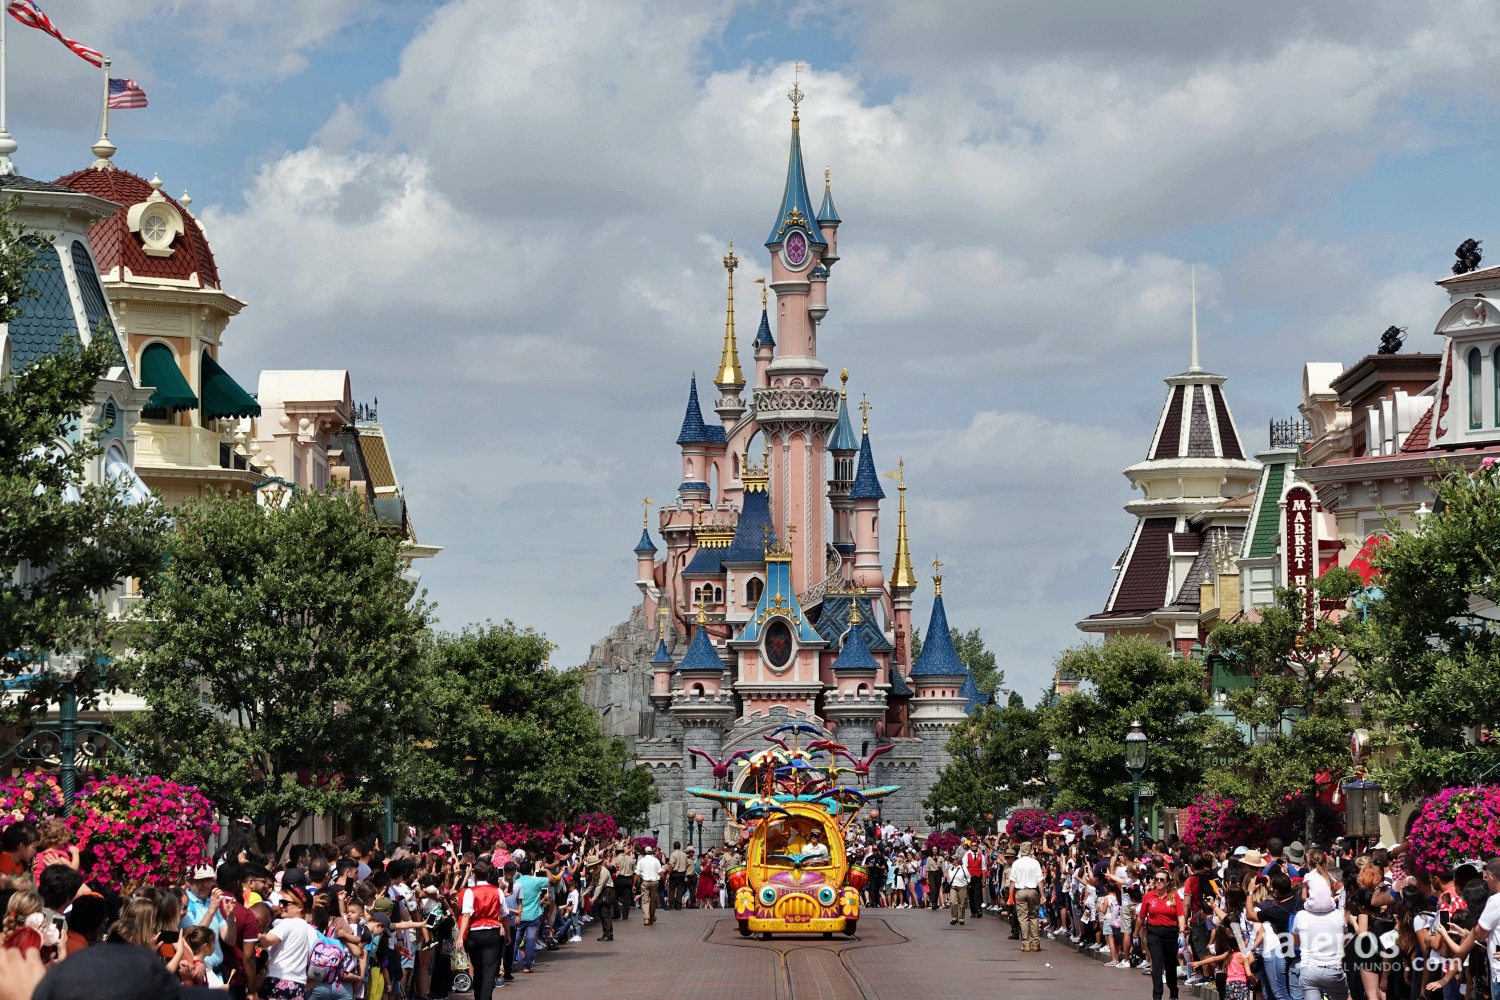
1283, 484, 1316, 630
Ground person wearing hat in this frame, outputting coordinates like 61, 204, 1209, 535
1008, 842, 1045, 951
180, 864, 229, 981
635, 845, 664, 925
586, 853, 615, 941
258, 886, 321, 1000
1241, 849, 1268, 870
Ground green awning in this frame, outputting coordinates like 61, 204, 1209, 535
139, 343, 197, 417
199, 350, 261, 419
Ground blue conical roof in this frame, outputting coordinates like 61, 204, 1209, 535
849, 432, 885, 500
817, 177, 840, 226
831, 395, 858, 452
753, 308, 775, 349
676, 623, 726, 673
765, 122, 827, 249
724, 485, 776, 563
651, 637, 674, 666
634, 528, 657, 554
676, 376, 725, 446
910, 593, 967, 678
830, 621, 879, 672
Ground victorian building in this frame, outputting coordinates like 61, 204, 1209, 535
585, 83, 983, 846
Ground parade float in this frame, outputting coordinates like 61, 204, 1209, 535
685, 722, 898, 939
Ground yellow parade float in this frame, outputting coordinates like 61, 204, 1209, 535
685, 722, 899, 939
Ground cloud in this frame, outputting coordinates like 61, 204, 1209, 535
192, 0, 1500, 698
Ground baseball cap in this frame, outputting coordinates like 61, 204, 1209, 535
190, 864, 216, 880
1233, 846, 1249, 857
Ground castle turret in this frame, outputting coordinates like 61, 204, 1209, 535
828, 369, 859, 565
676, 376, 724, 505
752, 280, 775, 388
672, 599, 734, 757
713, 243, 747, 426
634, 500, 659, 620
849, 398, 885, 590
816, 166, 841, 267
822, 594, 887, 754
907, 563, 975, 738
649, 607, 675, 711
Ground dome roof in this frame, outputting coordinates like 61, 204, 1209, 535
52, 166, 220, 289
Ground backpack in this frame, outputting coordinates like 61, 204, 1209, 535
307, 932, 346, 984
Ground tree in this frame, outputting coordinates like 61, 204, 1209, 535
925, 691, 1050, 831
0, 201, 167, 695
121, 488, 431, 856
1206, 567, 1367, 844
1353, 464, 1500, 799
909, 624, 1003, 693
1048, 636, 1214, 819
393, 623, 655, 831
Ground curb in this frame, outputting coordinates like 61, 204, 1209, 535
1063, 931, 1219, 1000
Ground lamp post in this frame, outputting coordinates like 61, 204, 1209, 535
1124, 720, 1149, 851
687, 812, 705, 854
51, 651, 82, 814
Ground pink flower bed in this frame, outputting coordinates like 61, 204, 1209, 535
457, 813, 624, 853
67, 775, 218, 892
0, 773, 64, 823
1177, 794, 1341, 854
1406, 787, 1500, 874
1006, 809, 1052, 840
924, 830, 960, 853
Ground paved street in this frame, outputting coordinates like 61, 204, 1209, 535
508, 908, 1134, 1000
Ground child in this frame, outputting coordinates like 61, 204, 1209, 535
31, 820, 79, 882
1100, 879, 1125, 967
178, 925, 216, 987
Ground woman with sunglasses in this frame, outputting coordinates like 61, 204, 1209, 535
1139, 867, 1187, 1000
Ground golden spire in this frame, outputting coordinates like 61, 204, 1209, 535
849, 597, 862, 626
715, 241, 744, 388
641, 497, 654, 529
884, 459, 917, 591
931, 555, 944, 596
789, 61, 803, 126
858, 394, 871, 434
840, 367, 849, 399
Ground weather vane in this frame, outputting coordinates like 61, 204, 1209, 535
858, 394, 872, 434
641, 497, 654, 528
883, 457, 905, 486
789, 61, 803, 121
755, 276, 767, 310
723, 239, 739, 273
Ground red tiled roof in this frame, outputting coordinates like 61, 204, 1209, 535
1399, 406, 1433, 453
1109, 517, 1174, 612
1435, 343, 1452, 439
52, 166, 219, 288
1171, 532, 1202, 552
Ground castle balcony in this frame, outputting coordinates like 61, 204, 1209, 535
753, 385, 840, 425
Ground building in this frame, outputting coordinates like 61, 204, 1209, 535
584, 83, 983, 846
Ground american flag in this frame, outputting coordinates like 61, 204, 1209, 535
6, 1, 104, 67
108, 78, 147, 109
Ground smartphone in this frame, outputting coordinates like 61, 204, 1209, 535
159, 930, 181, 945
1441, 911, 1452, 927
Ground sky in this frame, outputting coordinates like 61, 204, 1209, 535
7, 0, 1500, 700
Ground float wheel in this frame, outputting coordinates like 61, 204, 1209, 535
760, 931, 773, 941
823, 931, 834, 940
738, 921, 752, 938
843, 919, 857, 936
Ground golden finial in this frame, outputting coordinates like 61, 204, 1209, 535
825, 166, 831, 189
657, 605, 669, 639
696, 592, 709, 626
715, 241, 744, 388
849, 597, 862, 626
858, 394, 871, 434
931, 555, 944, 596
840, 368, 849, 399
754, 276, 767, 311
642, 497, 654, 529
789, 61, 803, 124
885, 460, 916, 591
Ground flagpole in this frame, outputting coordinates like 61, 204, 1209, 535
91, 53, 114, 167
100, 55, 109, 141
0, 4, 14, 176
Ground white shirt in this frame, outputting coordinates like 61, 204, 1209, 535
1475, 893, 1500, 981
265, 918, 321, 984
636, 854, 664, 882
1008, 855, 1044, 889
1293, 907, 1347, 968
946, 860, 970, 888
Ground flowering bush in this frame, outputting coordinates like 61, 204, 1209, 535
1407, 786, 1500, 874
924, 830, 959, 853
0, 773, 64, 823
1177, 794, 1342, 854
67, 776, 217, 892
1055, 810, 1101, 832
631, 836, 658, 851
461, 813, 626, 854
1005, 808, 1052, 841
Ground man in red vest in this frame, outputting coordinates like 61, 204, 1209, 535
457, 858, 510, 1000
964, 840, 987, 919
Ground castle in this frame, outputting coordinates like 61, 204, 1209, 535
585, 79, 984, 847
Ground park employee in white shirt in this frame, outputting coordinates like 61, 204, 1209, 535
1008, 842, 1046, 952
635, 846, 665, 926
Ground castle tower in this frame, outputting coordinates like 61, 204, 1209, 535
1078, 274, 1261, 651
887, 460, 918, 671
673, 599, 735, 757
675, 376, 722, 506
828, 369, 859, 565
756, 73, 840, 594
649, 607, 676, 711
817, 167, 841, 267
822, 594, 888, 756
849, 399, 885, 590
907, 562, 976, 736
752, 282, 775, 388
634, 499, 659, 621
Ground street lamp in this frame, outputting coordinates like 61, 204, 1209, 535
686, 811, 706, 854
1124, 720, 1149, 850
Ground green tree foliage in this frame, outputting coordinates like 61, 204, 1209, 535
394, 623, 655, 831
1048, 636, 1213, 816
925, 691, 1050, 830
122, 488, 431, 855
0, 201, 167, 696
1207, 567, 1366, 843
909, 625, 1002, 693
1354, 467, 1500, 799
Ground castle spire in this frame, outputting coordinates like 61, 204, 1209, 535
885, 460, 916, 591
816, 165, 841, 227
764, 63, 826, 249
1189, 264, 1201, 373
714, 242, 744, 389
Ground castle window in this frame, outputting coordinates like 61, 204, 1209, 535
1470, 347, 1483, 430
746, 577, 764, 605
